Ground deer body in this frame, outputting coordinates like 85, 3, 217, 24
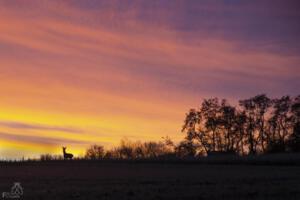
62, 147, 73, 160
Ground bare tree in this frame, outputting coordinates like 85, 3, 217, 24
239, 97, 258, 154
288, 95, 300, 152
267, 96, 292, 152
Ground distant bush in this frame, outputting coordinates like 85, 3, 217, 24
84, 138, 176, 160
175, 140, 198, 157
40, 154, 54, 161
85, 145, 105, 160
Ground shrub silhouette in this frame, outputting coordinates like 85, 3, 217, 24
85, 145, 105, 160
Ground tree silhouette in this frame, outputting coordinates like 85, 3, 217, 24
219, 100, 237, 152
288, 95, 300, 152
182, 94, 300, 156
239, 97, 258, 154
267, 96, 291, 152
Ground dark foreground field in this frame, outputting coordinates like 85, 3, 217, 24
1, 161, 300, 200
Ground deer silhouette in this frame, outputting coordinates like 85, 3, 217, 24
62, 147, 73, 160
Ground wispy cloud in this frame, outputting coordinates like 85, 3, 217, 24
0, 131, 88, 146
0, 121, 83, 134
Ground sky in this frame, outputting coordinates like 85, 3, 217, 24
0, 0, 299, 159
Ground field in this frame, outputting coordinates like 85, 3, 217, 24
1, 160, 300, 200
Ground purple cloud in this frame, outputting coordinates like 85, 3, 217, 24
0, 121, 83, 134
0, 131, 88, 145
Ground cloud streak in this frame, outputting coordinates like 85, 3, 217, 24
0, 131, 89, 146
0, 121, 83, 134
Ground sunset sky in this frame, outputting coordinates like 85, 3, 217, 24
0, 0, 299, 159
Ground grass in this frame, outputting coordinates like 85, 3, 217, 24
0, 154, 300, 200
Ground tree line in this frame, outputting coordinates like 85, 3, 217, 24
182, 94, 300, 155
40, 94, 299, 161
